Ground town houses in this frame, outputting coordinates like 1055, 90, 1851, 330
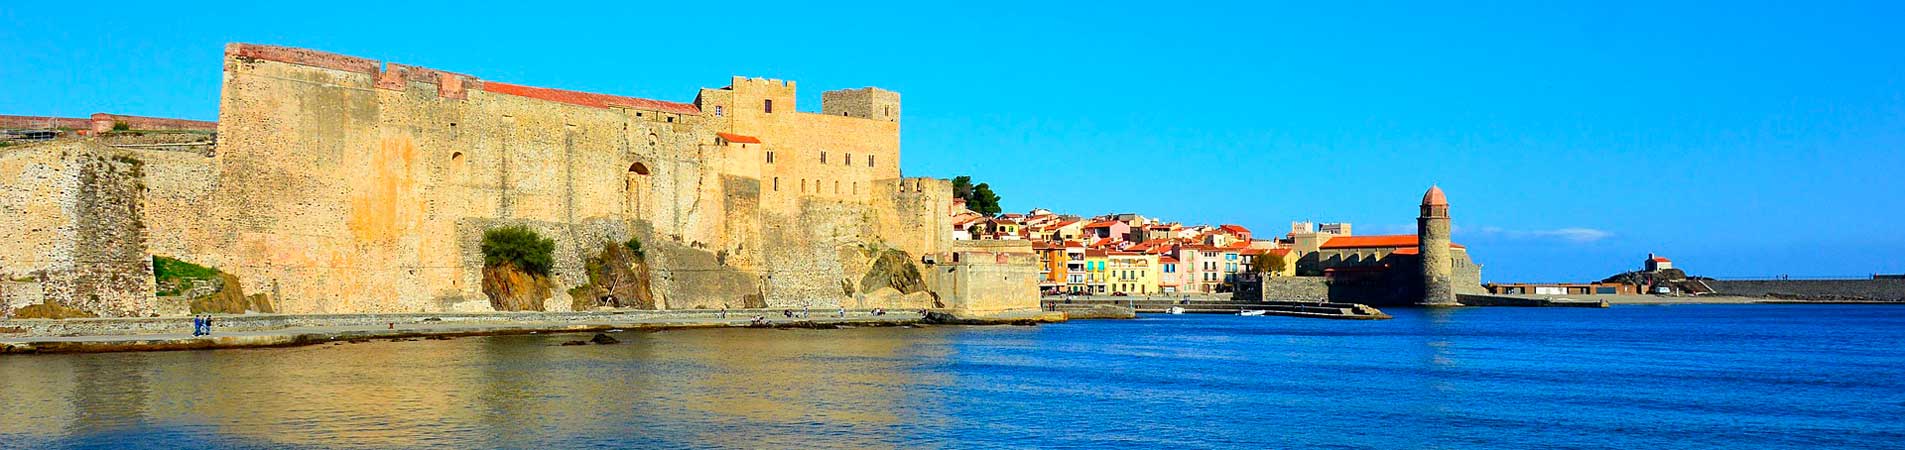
954, 204, 1476, 298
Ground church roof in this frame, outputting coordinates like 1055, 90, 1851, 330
1422, 185, 1448, 206
1320, 235, 1466, 250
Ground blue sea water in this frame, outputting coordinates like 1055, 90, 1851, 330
2, 304, 1903, 449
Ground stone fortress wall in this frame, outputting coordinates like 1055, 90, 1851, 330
1, 43, 1035, 317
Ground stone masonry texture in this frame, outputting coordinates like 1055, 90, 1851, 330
0, 43, 1037, 317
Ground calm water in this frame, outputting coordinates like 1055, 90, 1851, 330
3, 305, 1904, 449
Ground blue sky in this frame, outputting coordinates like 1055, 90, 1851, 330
3, 1, 1902, 282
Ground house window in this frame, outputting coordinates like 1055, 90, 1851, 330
666, 116, 675, 123
715, 106, 724, 116
764, 99, 773, 113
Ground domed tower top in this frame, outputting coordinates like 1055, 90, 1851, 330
1422, 185, 1448, 206
1420, 185, 1449, 218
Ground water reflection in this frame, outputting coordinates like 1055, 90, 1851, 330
7, 308, 1904, 449
1, 327, 955, 448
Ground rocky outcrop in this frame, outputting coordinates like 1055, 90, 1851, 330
482, 262, 551, 312
1603, 268, 1712, 294
569, 242, 655, 311
860, 247, 925, 295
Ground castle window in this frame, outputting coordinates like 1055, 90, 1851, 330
764, 99, 773, 113
852, 181, 858, 194
820, 151, 827, 163
774, 177, 779, 191
714, 106, 724, 117
766, 151, 775, 164
845, 153, 852, 166
667, 116, 675, 123
834, 180, 840, 194
868, 155, 875, 167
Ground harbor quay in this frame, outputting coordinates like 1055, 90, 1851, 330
0, 308, 1066, 355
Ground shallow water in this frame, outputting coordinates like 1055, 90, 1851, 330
3, 304, 1903, 449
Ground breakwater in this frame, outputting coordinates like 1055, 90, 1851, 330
1044, 296, 1389, 319
1706, 278, 1905, 302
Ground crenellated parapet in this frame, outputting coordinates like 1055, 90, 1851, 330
224, 43, 696, 113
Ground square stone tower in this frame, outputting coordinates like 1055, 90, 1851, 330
821, 87, 900, 123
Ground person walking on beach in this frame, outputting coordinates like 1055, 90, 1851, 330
191, 315, 202, 336
204, 315, 214, 336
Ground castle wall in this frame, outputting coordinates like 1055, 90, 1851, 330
1, 43, 1020, 317
0, 140, 156, 317
174, 43, 959, 314
926, 241, 1041, 314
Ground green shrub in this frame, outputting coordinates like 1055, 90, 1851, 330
111, 121, 130, 131
482, 226, 555, 276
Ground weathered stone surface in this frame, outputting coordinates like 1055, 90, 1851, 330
481, 263, 552, 312
13, 302, 98, 319
0, 140, 158, 318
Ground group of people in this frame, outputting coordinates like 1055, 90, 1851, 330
190, 315, 215, 336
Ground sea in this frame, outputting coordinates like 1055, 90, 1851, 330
3, 304, 1902, 449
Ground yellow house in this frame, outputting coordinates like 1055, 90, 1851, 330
1107, 251, 1159, 295
1083, 249, 1110, 294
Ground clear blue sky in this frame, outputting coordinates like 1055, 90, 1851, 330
3, 1, 1902, 282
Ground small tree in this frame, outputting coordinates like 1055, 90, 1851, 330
481, 226, 555, 276
968, 183, 1003, 216
1253, 251, 1289, 276
111, 121, 130, 131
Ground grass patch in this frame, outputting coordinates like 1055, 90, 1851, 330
153, 256, 219, 297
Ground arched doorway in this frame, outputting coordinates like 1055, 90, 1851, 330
626, 162, 650, 218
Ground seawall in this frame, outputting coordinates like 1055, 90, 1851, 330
0, 308, 1065, 354
1706, 279, 1905, 302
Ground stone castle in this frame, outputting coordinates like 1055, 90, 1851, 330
0, 43, 1039, 318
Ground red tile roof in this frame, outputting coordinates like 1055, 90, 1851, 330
1319, 235, 1466, 250
1159, 256, 1179, 263
1219, 224, 1251, 234
1649, 256, 1672, 262
1389, 245, 1464, 256
1083, 220, 1121, 229
482, 81, 699, 114
715, 132, 760, 144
